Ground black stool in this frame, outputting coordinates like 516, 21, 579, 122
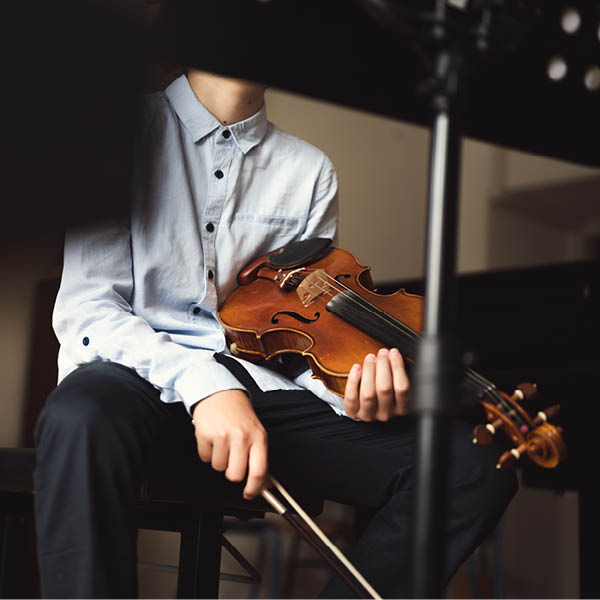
0, 447, 323, 598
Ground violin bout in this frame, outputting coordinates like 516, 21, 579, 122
219, 243, 423, 396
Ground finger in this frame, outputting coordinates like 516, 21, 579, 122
344, 363, 362, 418
196, 436, 213, 463
358, 353, 377, 421
375, 348, 394, 421
210, 435, 229, 472
389, 348, 410, 415
226, 430, 250, 482
244, 433, 268, 499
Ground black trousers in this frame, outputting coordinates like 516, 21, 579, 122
34, 357, 517, 598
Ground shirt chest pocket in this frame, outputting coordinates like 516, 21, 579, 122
232, 212, 301, 236
226, 213, 303, 264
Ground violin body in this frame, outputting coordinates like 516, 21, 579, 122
218, 239, 567, 470
219, 246, 423, 395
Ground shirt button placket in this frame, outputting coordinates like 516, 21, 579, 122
204, 135, 231, 309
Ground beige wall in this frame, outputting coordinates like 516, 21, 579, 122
0, 233, 62, 447
505, 149, 597, 189
489, 150, 598, 271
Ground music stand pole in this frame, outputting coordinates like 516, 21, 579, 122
412, 46, 463, 598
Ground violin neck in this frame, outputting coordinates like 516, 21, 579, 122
326, 291, 503, 409
326, 290, 418, 358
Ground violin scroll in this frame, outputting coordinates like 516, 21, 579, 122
496, 422, 567, 470
472, 382, 566, 470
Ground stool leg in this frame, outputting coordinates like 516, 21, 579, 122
0, 511, 7, 596
268, 526, 283, 599
0, 512, 40, 599
177, 508, 224, 599
283, 533, 302, 598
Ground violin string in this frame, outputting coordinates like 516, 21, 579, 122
314, 280, 519, 420
288, 271, 513, 418
463, 369, 521, 424
304, 272, 420, 346
293, 270, 522, 423
306, 273, 522, 424
315, 273, 420, 340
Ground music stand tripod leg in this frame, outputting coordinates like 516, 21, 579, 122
412, 47, 464, 599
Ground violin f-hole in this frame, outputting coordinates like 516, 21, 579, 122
271, 311, 321, 325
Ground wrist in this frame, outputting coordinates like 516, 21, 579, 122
191, 400, 201, 421
191, 389, 249, 422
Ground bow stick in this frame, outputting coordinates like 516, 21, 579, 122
260, 474, 381, 599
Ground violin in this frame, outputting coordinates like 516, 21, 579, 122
218, 238, 567, 470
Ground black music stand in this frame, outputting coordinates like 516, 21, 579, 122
359, 2, 528, 596
366, 3, 598, 596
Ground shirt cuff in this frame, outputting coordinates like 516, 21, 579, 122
176, 361, 248, 415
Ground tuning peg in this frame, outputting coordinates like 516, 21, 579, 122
472, 418, 504, 445
532, 405, 560, 426
513, 382, 538, 402
496, 443, 527, 470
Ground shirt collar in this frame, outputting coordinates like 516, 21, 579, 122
165, 74, 267, 154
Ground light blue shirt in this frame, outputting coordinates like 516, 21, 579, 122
53, 74, 345, 415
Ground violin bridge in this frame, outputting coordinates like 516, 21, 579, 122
297, 269, 329, 307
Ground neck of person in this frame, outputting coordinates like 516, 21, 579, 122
187, 69, 267, 126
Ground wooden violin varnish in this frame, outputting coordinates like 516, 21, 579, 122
219, 238, 567, 471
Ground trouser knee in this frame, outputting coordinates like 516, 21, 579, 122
461, 439, 518, 525
35, 362, 155, 475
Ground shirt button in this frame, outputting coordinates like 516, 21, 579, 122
207, 269, 214, 280
192, 307, 201, 315
214, 170, 224, 179
206, 222, 215, 233
222, 130, 231, 139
